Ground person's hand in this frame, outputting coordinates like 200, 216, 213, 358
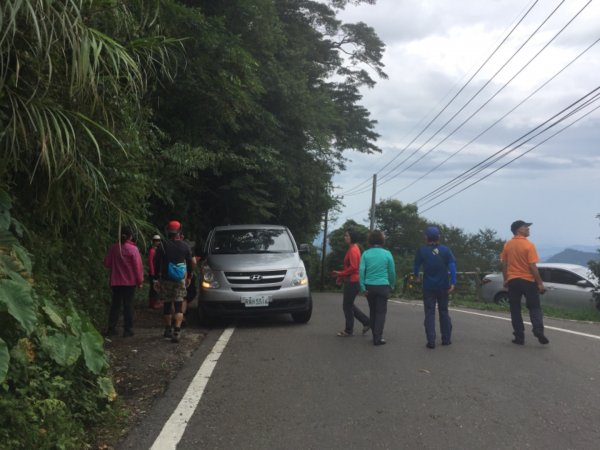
138, 283, 143, 289
538, 282, 546, 294
331, 271, 339, 278
448, 284, 455, 294
153, 280, 161, 292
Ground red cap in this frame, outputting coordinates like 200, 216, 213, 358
166, 220, 181, 232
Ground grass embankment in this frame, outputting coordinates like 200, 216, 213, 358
446, 295, 600, 323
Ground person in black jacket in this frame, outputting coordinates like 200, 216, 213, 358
154, 221, 195, 343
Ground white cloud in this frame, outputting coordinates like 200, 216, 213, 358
332, 0, 600, 249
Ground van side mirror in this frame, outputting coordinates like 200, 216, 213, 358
298, 243, 309, 254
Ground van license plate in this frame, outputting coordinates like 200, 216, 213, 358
241, 295, 271, 307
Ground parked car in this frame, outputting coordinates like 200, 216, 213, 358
480, 263, 600, 310
198, 224, 312, 324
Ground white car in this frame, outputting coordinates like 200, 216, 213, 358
480, 263, 600, 310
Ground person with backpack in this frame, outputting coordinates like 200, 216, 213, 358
413, 226, 457, 349
104, 226, 144, 337
153, 220, 195, 343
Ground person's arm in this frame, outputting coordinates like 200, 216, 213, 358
148, 247, 156, 277
359, 254, 367, 292
387, 252, 396, 290
134, 247, 144, 288
529, 263, 545, 293
335, 246, 360, 280
448, 260, 457, 293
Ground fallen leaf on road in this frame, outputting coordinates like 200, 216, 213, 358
419, 369, 431, 374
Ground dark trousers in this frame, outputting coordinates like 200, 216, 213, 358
108, 285, 136, 331
423, 289, 452, 344
507, 278, 544, 339
342, 281, 369, 333
366, 285, 390, 343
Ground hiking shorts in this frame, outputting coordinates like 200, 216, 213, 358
161, 279, 187, 303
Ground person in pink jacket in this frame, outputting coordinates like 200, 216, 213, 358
104, 226, 144, 337
332, 229, 370, 337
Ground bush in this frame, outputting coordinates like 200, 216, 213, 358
0, 191, 115, 449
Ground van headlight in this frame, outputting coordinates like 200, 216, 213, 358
201, 264, 220, 289
292, 265, 308, 286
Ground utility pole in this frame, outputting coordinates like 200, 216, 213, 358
319, 209, 328, 290
369, 174, 377, 230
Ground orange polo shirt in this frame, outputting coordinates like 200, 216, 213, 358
500, 235, 539, 282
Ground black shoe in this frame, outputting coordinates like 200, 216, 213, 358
534, 333, 549, 344
123, 329, 134, 337
164, 327, 173, 339
374, 339, 386, 346
426, 342, 435, 349
512, 338, 525, 345
441, 341, 451, 346
362, 325, 371, 334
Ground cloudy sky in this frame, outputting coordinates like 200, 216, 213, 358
331, 0, 600, 252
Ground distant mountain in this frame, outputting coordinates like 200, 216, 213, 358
544, 248, 600, 265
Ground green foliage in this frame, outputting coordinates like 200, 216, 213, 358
0, 192, 114, 448
1, 0, 389, 445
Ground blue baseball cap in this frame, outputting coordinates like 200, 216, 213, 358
425, 226, 440, 240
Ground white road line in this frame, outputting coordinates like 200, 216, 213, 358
151, 326, 235, 450
390, 299, 600, 340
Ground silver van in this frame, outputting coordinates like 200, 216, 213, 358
198, 224, 312, 324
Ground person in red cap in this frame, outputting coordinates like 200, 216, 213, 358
501, 220, 549, 345
153, 220, 195, 343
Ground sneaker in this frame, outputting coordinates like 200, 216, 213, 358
426, 342, 435, 349
163, 327, 173, 339
512, 338, 525, 345
374, 339, 386, 346
534, 333, 549, 345
441, 341, 451, 346
362, 325, 370, 334
171, 329, 181, 343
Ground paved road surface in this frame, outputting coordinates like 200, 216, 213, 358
119, 292, 600, 450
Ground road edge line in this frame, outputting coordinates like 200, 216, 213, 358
150, 326, 235, 450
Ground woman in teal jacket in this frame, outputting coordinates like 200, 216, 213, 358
359, 230, 396, 346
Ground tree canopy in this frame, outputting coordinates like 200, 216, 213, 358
0, 1, 386, 447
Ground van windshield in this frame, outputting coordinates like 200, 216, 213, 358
210, 229, 295, 254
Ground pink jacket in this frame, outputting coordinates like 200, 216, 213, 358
104, 240, 144, 287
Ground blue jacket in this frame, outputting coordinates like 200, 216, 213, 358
413, 244, 457, 290
359, 247, 396, 291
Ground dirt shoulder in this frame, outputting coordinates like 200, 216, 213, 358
93, 303, 206, 449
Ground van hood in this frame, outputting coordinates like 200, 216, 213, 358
206, 253, 301, 272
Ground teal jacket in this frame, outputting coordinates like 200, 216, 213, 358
359, 246, 396, 291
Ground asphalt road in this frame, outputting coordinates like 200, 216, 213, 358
119, 292, 600, 450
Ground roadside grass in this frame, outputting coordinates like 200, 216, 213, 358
447, 294, 600, 323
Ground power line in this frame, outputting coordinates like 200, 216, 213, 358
416, 86, 600, 212
418, 102, 600, 213
387, 38, 600, 198
339, 0, 541, 197
416, 86, 600, 206
370, 0, 576, 192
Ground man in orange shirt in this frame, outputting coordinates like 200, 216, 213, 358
500, 220, 549, 345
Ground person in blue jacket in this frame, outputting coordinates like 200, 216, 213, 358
413, 226, 457, 349
359, 230, 396, 346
